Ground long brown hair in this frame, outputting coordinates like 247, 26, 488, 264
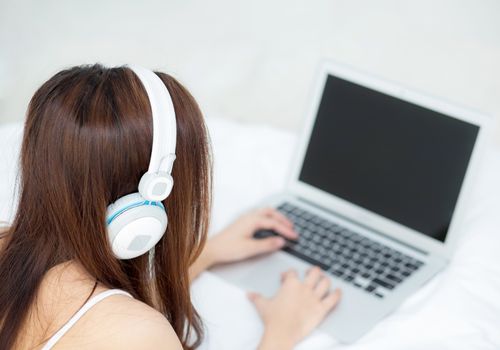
0, 64, 211, 349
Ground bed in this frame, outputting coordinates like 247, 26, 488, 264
1, 117, 499, 349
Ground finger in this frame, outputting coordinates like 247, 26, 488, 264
304, 266, 323, 287
249, 236, 286, 256
255, 217, 297, 240
247, 292, 268, 312
313, 276, 331, 298
262, 208, 294, 229
281, 269, 299, 283
321, 288, 342, 310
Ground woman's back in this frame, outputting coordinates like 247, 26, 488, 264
11, 259, 181, 349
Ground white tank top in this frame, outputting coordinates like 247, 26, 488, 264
41, 289, 133, 350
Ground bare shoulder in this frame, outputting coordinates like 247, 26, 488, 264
104, 296, 182, 348
66, 292, 183, 349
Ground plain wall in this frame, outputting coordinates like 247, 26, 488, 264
0, 0, 499, 130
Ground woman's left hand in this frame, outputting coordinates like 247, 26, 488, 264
190, 208, 297, 280
208, 208, 297, 264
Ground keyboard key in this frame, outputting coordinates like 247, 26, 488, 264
354, 276, 370, 288
405, 262, 419, 270
320, 220, 331, 229
385, 274, 403, 283
253, 230, 276, 239
330, 269, 343, 277
302, 212, 313, 220
282, 246, 329, 270
343, 274, 355, 282
372, 278, 395, 290
365, 284, 376, 292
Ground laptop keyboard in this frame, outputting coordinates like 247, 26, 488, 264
254, 202, 424, 298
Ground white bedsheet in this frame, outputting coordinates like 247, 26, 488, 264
1, 118, 499, 349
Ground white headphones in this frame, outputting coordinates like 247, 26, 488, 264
105, 65, 177, 260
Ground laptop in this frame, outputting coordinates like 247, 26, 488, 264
212, 61, 490, 342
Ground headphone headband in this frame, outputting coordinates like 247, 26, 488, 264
106, 65, 176, 260
128, 65, 177, 201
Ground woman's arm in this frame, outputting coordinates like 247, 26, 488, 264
189, 243, 217, 281
189, 208, 297, 281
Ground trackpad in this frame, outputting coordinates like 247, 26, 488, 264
235, 252, 311, 298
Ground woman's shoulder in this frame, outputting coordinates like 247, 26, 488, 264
92, 293, 183, 349
58, 290, 183, 349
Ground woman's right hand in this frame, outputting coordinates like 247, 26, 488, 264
249, 267, 341, 350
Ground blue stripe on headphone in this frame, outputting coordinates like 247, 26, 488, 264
106, 201, 165, 225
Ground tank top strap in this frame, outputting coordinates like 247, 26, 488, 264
41, 289, 133, 350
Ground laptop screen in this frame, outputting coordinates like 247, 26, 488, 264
299, 74, 479, 242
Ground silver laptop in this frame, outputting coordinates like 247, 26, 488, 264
212, 61, 490, 342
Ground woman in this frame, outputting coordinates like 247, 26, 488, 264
0, 64, 341, 350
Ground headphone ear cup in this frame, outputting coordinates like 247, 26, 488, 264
106, 193, 167, 260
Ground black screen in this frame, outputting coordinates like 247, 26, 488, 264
299, 75, 479, 242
